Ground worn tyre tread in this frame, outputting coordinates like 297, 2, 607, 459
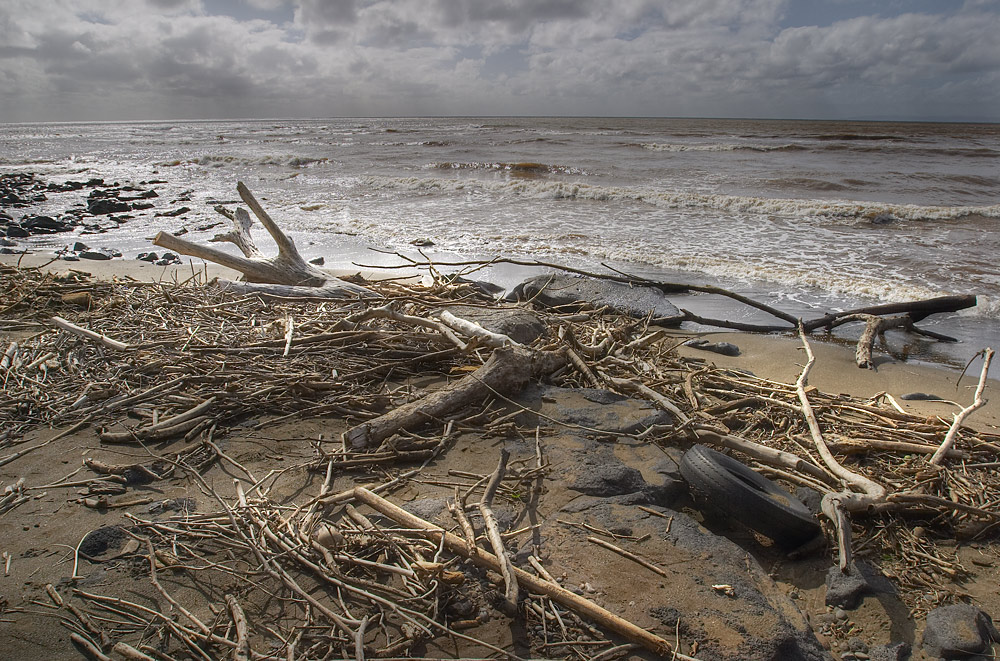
680, 444, 821, 547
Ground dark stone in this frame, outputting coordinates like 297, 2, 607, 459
130, 202, 155, 211
79, 525, 127, 557
517, 384, 673, 435
570, 462, 647, 497
73, 241, 90, 252
899, 392, 944, 401
826, 563, 870, 609
411, 237, 434, 247
509, 273, 681, 322
137, 252, 158, 262
444, 305, 548, 345
0, 237, 16, 247
79, 248, 119, 261
0, 247, 27, 255
795, 486, 824, 516
402, 498, 449, 523
685, 339, 741, 356
867, 642, 910, 661
87, 198, 130, 215
922, 604, 999, 658
156, 206, 190, 217
309, 256, 325, 265
6, 224, 30, 238
22, 215, 70, 232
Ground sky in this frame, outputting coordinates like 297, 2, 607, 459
1, 0, 998, 122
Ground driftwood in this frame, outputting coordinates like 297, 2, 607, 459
352, 486, 674, 657
342, 346, 565, 449
358, 255, 977, 369
153, 182, 375, 299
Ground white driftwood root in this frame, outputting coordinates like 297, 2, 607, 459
929, 348, 994, 465
153, 182, 375, 299
352, 487, 674, 656
796, 327, 887, 571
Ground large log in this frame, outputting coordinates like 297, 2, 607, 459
153, 182, 376, 298
342, 346, 565, 449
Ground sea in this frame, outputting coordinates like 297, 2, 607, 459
2, 117, 999, 369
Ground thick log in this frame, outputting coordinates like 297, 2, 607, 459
342, 346, 565, 449
803, 295, 976, 332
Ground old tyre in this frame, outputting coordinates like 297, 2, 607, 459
679, 444, 822, 548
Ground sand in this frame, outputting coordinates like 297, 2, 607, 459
3, 252, 1000, 660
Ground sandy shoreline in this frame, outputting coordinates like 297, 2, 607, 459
4, 250, 1000, 659
5, 250, 998, 431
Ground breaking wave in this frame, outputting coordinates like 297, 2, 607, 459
629, 142, 806, 152
156, 154, 330, 168
365, 175, 1000, 222
430, 161, 587, 176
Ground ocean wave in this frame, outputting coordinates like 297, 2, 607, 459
156, 154, 329, 168
429, 161, 586, 176
630, 142, 806, 153
366, 175, 1000, 221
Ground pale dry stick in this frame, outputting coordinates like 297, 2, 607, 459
142, 537, 212, 636
605, 375, 690, 424
929, 348, 994, 466
353, 487, 674, 657
226, 594, 251, 661
796, 326, 887, 572
282, 315, 295, 357
112, 641, 157, 661
586, 536, 670, 578
69, 632, 112, 661
438, 310, 521, 348
478, 449, 519, 614
50, 316, 130, 351
448, 487, 478, 557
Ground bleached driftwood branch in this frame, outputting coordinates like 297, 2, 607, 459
153, 182, 376, 299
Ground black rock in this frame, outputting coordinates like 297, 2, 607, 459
867, 642, 910, 661
157, 206, 190, 217
309, 256, 325, 265
0, 247, 27, 255
79, 525, 127, 557
87, 198, 131, 215
73, 241, 90, 252
922, 604, 999, 658
685, 338, 741, 356
826, 562, 869, 609
137, 252, 158, 262
444, 305, 548, 345
79, 248, 119, 261
900, 392, 944, 401
130, 202, 155, 211
510, 273, 681, 322
22, 215, 70, 232
6, 224, 30, 238
0, 237, 16, 247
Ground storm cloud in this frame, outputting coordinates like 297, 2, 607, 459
0, 0, 997, 121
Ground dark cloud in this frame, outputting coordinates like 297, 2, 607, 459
0, 0, 996, 121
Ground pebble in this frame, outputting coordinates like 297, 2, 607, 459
834, 607, 848, 621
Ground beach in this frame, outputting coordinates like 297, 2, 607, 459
3, 116, 1000, 660
3, 247, 1000, 660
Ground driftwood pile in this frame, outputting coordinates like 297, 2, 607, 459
1, 187, 998, 659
